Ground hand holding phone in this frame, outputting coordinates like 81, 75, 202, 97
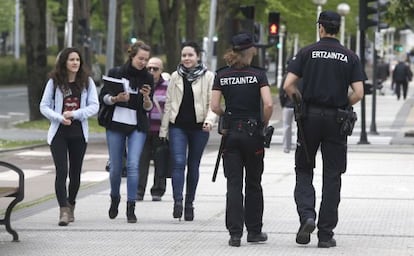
140, 84, 151, 96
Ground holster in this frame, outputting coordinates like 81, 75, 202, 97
336, 106, 357, 136
294, 100, 307, 121
218, 115, 228, 135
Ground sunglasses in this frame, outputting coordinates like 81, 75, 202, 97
147, 66, 160, 72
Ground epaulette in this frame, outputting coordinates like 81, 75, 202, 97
250, 65, 266, 71
215, 66, 230, 73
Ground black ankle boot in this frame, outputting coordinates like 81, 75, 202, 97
184, 205, 194, 221
108, 196, 120, 219
173, 201, 183, 220
126, 201, 137, 223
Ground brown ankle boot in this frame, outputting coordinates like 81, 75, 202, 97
59, 207, 70, 226
67, 202, 75, 222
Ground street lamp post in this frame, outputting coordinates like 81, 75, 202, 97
337, 3, 350, 45
65, 0, 74, 47
277, 25, 286, 87
14, 0, 20, 59
312, 0, 327, 42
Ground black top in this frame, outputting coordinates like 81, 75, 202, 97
392, 62, 413, 83
58, 81, 83, 137
287, 37, 365, 108
213, 65, 268, 121
174, 77, 202, 130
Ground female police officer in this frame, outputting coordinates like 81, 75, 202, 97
283, 11, 364, 248
211, 32, 273, 247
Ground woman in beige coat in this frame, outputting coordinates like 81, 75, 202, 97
159, 41, 216, 221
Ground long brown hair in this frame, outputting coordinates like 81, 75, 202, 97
49, 47, 90, 93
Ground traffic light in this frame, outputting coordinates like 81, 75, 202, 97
268, 12, 280, 44
359, 0, 389, 30
394, 44, 403, 52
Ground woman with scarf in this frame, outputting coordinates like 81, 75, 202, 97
99, 40, 153, 223
159, 41, 217, 221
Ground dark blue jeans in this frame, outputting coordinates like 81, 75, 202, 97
169, 126, 209, 205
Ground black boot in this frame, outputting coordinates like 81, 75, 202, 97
173, 201, 183, 220
184, 203, 194, 221
126, 201, 137, 223
108, 196, 120, 219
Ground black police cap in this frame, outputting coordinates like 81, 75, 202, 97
231, 33, 258, 51
317, 10, 341, 28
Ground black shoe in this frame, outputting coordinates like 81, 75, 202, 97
318, 238, 336, 248
296, 218, 316, 245
228, 236, 241, 247
108, 196, 120, 219
247, 232, 268, 243
126, 201, 137, 223
173, 201, 183, 220
184, 206, 194, 221
152, 195, 162, 201
137, 195, 144, 201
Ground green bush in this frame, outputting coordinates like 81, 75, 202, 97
0, 54, 56, 86
0, 57, 27, 84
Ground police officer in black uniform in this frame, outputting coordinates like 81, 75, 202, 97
283, 11, 365, 248
211, 32, 273, 247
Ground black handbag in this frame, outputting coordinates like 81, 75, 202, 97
153, 139, 172, 178
97, 103, 113, 127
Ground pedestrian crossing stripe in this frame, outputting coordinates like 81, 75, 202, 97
0, 169, 48, 181
0, 169, 108, 183
16, 151, 51, 157
16, 151, 108, 159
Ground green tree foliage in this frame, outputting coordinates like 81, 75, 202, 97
0, 1, 15, 34
388, 0, 414, 28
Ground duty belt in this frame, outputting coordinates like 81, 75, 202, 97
307, 104, 338, 117
229, 119, 261, 136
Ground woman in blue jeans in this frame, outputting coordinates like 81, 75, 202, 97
99, 41, 153, 223
159, 41, 217, 221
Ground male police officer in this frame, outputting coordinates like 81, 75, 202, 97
211, 32, 273, 247
283, 11, 364, 248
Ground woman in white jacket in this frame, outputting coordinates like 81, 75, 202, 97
40, 47, 99, 226
159, 41, 216, 221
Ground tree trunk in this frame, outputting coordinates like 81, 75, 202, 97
159, 0, 182, 73
184, 0, 200, 42
114, 0, 125, 66
132, 0, 149, 43
75, 0, 92, 67
216, 1, 240, 69
22, 0, 48, 121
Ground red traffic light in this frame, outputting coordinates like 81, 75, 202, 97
268, 12, 280, 36
269, 23, 278, 35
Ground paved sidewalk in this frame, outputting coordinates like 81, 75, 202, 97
0, 84, 414, 255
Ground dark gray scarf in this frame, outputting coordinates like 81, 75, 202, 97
176, 62, 207, 82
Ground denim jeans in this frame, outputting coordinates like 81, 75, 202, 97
282, 107, 295, 153
169, 126, 209, 205
106, 129, 146, 202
